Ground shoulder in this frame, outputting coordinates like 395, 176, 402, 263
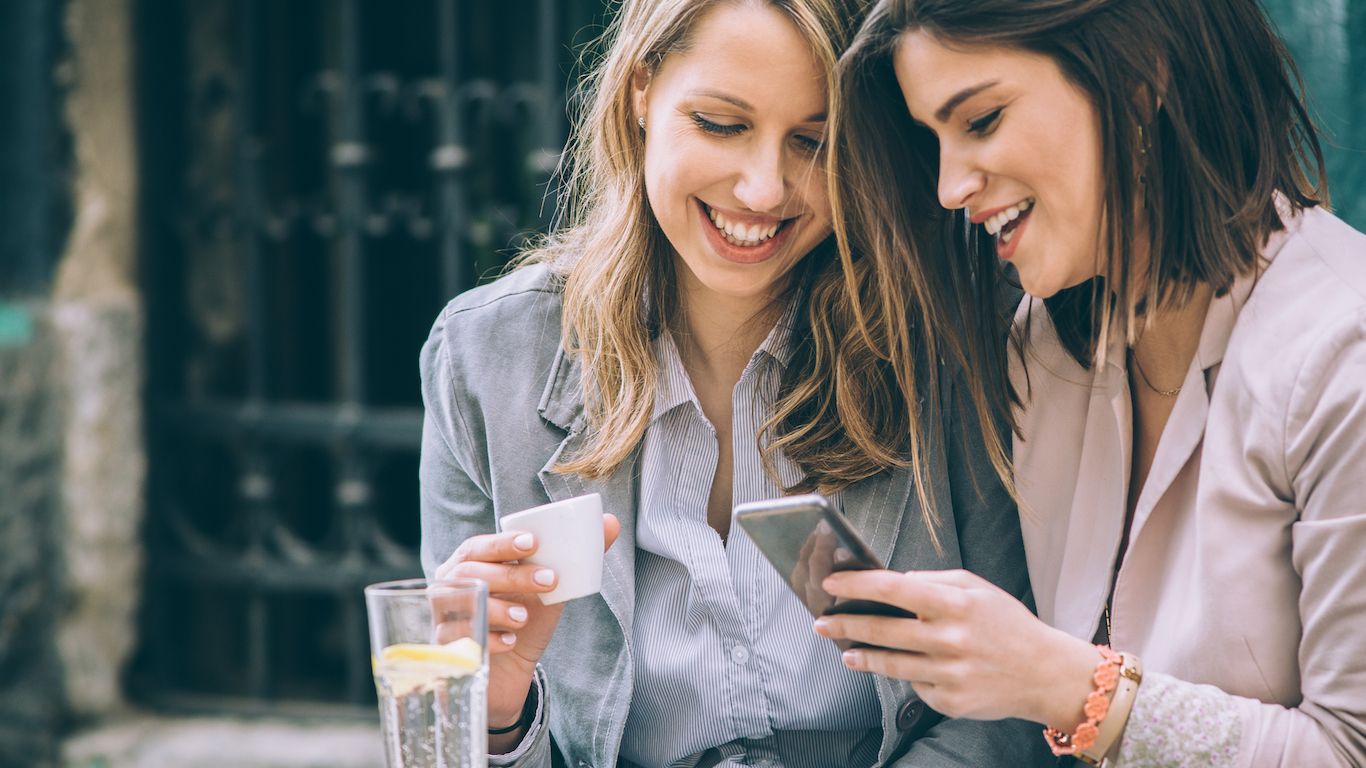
420, 262, 571, 421
1218, 208, 1366, 493
438, 261, 565, 335
1226, 207, 1366, 382
423, 262, 566, 373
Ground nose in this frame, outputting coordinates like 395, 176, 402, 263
733, 140, 788, 214
937, 142, 985, 211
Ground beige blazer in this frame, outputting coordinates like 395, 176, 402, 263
1010, 206, 1366, 767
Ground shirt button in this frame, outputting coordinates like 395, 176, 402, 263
730, 645, 750, 665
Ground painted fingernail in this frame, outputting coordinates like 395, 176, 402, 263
507, 605, 528, 622
533, 569, 556, 586
842, 649, 862, 667
812, 618, 830, 634
501, 632, 517, 646
513, 533, 535, 551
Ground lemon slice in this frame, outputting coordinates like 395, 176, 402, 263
381, 638, 482, 671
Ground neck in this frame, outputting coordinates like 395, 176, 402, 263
1129, 282, 1213, 386
672, 273, 785, 385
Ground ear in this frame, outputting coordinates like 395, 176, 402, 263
631, 66, 651, 127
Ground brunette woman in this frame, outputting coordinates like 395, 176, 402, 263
419, 1, 1051, 766
816, 0, 1366, 765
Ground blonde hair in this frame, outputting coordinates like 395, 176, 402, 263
522, 0, 949, 550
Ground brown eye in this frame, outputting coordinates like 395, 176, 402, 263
968, 108, 1002, 136
692, 113, 745, 136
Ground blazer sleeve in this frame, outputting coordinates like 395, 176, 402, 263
419, 305, 497, 579
1232, 310, 1366, 767
419, 308, 556, 768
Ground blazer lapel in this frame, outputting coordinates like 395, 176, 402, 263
534, 343, 638, 636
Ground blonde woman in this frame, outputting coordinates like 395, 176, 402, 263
420, 1, 1051, 767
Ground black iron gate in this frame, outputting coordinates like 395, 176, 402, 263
134, 0, 605, 713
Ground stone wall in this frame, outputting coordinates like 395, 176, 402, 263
0, 311, 65, 768
51, 0, 145, 719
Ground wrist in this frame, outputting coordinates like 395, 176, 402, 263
1034, 631, 1106, 731
489, 681, 534, 731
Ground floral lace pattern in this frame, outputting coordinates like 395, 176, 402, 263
1117, 671, 1241, 768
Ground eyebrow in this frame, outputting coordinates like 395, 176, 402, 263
688, 89, 826, 123
934, 80, 999, 123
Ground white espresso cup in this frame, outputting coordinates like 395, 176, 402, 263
499, 493, 605, 605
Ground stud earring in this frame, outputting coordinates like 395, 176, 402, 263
638, 117, 646, 129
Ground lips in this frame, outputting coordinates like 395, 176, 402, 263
696, 199, 797, 265
971, 197, 1034, 260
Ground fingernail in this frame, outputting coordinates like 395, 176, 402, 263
533, 569, 556, 586
501, 632, 517, 646
812, 618, 830, 634
507, 605, 528, 622
513, 533, 535, 551
842, 649, 862, 667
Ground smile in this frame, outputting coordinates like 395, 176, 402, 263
983, 197, 1034, 244
704, 203, 788, 247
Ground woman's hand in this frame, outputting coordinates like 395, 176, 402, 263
434, 514, 621, 742
813, 568, 1102, 730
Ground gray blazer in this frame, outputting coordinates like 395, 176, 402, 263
419, 263, 1053, 768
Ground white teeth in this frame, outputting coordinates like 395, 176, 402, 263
982, 198, 1033, 237
705, 205, 783, 246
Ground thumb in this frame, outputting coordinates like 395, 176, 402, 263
603, 513, 622, 551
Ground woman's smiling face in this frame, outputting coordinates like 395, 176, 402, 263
894, 31, 1106, 298
634, 2, 832, 300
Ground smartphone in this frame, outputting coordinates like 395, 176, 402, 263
735, 494, 914, 650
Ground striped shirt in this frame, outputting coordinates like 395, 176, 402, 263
617, 315, 881, 768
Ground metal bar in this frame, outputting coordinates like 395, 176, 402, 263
238, 0, 268, 403
345, 591, 370, 704
528, 0, 565, 229
158, 401, 423, 449
248, 592, 270, 698
335, 0, 367, 407
538, 0, 560, 154
434, 0, 468, 300
163, 555, 416, 591
147, 691, 378, 721
237, 0, 277, 705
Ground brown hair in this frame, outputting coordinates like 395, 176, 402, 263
834, 0, 1329, 474
521, 0, 959, 546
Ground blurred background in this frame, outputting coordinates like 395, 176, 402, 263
0, 0, 1361, 766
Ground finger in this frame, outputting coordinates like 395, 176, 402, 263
603, 514, 621, 550
814, 612, 930, 653
909, 568, 984, 589
841, 646, 937, 684
437, 532, 538, 579
486, 629, 519, 655
445, 560, 558, 594
823, 569, 958, 619
487, 597, 530, 629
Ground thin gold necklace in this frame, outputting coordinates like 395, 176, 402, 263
1130, 349, 1182, 397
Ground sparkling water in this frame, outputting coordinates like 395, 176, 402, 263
376, 663, 487, 768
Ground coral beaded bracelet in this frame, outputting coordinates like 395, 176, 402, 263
1043, 645, 1123, 756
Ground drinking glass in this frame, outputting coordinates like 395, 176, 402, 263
366, 578, 489, 768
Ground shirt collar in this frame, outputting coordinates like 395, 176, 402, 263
650, 299, 799, 422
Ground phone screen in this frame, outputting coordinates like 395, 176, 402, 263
735, 494, 915, 645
